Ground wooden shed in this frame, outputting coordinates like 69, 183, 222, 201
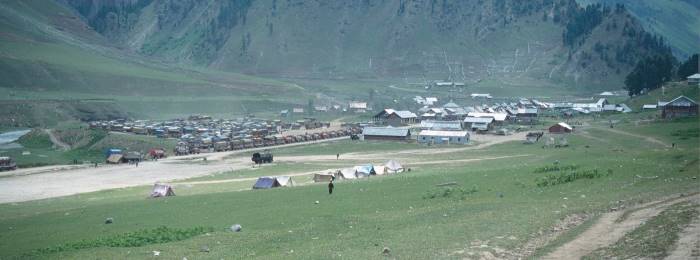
548, 122, 573, 134
661, 96, 698, 119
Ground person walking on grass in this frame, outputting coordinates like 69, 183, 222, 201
328, 180, 334, 195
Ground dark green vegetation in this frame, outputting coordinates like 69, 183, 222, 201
678, 54, 700, 79
533, 164, 580, 173
584, 202, 699, 259
535, 168, 611, 187
623, 52, 700, 97
423, 185, 479, 200
30, 226, 213, 256
624, 54, 676, 96
0, 118, 697, 258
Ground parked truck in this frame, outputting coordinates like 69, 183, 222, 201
251, 152, 273, 164
0, 157, 17, 171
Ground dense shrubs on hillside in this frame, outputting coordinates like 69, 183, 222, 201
563, 4, 605, 47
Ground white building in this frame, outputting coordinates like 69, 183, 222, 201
687, 73, 700, 86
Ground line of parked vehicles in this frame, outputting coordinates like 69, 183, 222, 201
174, 128, 361, 155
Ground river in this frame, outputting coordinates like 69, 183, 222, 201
0, 129, 30, 149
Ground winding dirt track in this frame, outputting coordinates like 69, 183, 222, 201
542, 193, 700, 260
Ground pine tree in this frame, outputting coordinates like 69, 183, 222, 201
678, 54, 699, 79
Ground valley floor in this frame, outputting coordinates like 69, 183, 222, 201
0, 118, 697, 259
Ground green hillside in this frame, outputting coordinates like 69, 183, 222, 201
0, 1, 308, 119
0, 0, 688, 123
577, 0, 700, 58
59, 0, 674, 90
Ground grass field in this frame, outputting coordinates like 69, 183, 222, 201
0, 117, 697, 259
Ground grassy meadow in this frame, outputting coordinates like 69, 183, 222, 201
0, 117, 697, 259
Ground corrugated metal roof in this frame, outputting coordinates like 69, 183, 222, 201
463, 117, 494, 123
362, 127, 410, 137
517, 108, 538, 114
664, 96, 697, 106
443, 102, 460, 108
394, 110, 417, 118
421, 120, 462, 130
467, 112, 507, 121
418, 130, 469, 137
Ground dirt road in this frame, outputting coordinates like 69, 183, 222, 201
666, 198, 700, 260
542, 193, 700, 259
0, 133, 527, 204
0, 159, 247, 204
593, 126, 669, 148
0, 137, 347, 203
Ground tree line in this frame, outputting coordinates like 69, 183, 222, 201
625, 53, 699, 96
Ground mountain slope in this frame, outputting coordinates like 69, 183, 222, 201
577, 0, 700, 58
59, 0, 675, 89
0, 1, 307, 119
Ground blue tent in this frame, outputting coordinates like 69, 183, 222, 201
252, 177, 281, 189
353, 164, 375, 177
104, 148, 122, 158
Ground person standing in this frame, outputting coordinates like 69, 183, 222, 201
336, 153, 340, 160
328, 180, 334, 195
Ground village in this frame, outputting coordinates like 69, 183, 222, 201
58, 81, 697, 196
81, 82, 698, 165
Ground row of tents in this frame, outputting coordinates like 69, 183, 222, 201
252, 176, 296, 189
313, 160, 405, 182
148, 160, 406, 195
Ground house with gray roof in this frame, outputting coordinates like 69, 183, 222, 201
362, 127, 411, 141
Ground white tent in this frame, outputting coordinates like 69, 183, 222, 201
150, 184, 175, 197
336, 168, 357, 179
275, 176, 295, 187
385, 160, 404, 173
373, 166, 387, 175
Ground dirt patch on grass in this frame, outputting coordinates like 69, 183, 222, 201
540, 193, 700, 260
584, 201, 699, 259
